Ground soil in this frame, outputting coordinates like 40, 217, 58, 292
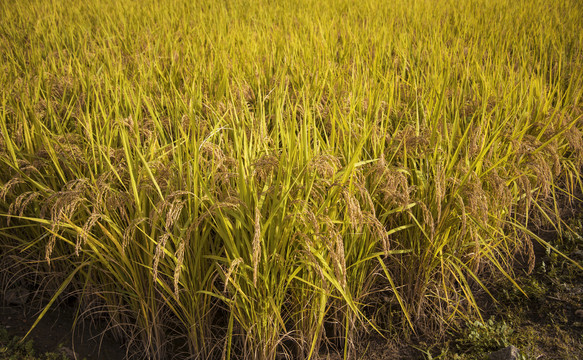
0, 303, 125, 360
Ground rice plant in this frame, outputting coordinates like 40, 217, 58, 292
1, 0, 582, 358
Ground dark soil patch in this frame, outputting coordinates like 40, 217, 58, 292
0, 303, 125, 360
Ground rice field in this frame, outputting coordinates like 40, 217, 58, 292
1, 0, 582, 358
